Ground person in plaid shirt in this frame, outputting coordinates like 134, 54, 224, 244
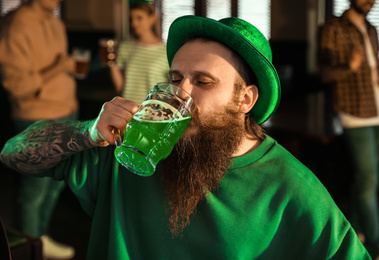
318, 0, 379, 258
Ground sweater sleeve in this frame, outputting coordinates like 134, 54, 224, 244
250, 139, 371, 259
283, 169, 370, 259
42, 146, 116, 218
0, 22, 43, 99
115, 40, 130, 68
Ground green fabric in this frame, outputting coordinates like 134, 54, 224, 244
45, 135, 370, 259
166, 16, 281, 124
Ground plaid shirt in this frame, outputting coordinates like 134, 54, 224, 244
318, 11, 379, 118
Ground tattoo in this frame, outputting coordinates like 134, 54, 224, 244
0, 120, 95, 174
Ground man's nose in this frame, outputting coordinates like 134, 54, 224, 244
178, 77, 193, 96
176, 78, 193, 105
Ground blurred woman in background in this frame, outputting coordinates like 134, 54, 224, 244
110, 2, 169, 104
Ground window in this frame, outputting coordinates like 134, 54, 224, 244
0, 0, 60, 17
160, 0, 271, 41
206, 0, 231, 20
0, 0, 20, 16
239, 0, 271, 39
333, 0, 379, 41
161, 0, 194, 41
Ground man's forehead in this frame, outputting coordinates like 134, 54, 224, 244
171, 40, 238, 75
176, 39, 232, 55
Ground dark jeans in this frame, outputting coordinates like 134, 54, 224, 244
13, 113, 78, 237
344, 126, 379, 255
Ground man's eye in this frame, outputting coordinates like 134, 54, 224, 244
197, 81, 213, 86
170, 79, 182, 84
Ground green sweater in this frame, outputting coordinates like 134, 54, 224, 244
46, 135, 370, 259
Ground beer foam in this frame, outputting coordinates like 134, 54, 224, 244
133, 116, 190, 123
135, 100, 185, 121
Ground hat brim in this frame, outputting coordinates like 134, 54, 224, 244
166, 16, 281, 124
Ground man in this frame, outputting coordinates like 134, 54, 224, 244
0, 0, 77, 259
318, 0, 379, 258
1, 16, 370, 259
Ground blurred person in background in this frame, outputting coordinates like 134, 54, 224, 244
318, 0, 379, 258
110, 1, 169, 104
0, 0, 77, 259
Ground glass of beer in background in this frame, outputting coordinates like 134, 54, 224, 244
99, 38, 117, 66
114, 82, 194, 177
72, 47, 91, 79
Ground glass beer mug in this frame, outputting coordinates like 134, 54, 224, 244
114, 82, 193, 177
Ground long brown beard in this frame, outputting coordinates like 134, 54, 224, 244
162, 103, 246, 237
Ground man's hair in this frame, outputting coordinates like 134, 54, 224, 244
184, 37, 265, 140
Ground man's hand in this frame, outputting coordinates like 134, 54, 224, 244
349, 45, 365, 72
89, 97, 139, 146
40, 54, 76, 83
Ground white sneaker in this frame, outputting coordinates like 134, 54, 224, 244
40, 235, 75, 260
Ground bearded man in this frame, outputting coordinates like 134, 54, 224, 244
318, 0, 379, 258
1, 15, 371, 259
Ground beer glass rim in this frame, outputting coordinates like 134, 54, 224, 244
99, 38, 117, 45
155, 82, 193, 110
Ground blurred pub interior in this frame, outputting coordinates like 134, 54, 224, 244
0, 0, 379, 259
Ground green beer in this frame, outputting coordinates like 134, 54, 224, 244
114, 116, 191, 176
114, 86, 193, 177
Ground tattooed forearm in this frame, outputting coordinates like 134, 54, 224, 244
0, 119, 96, 174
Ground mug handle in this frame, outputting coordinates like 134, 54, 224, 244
114, 128, 122, 147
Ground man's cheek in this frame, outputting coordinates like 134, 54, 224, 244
182, 124, 198, 138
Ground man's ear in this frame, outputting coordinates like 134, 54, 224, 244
240, 84, 258, 114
